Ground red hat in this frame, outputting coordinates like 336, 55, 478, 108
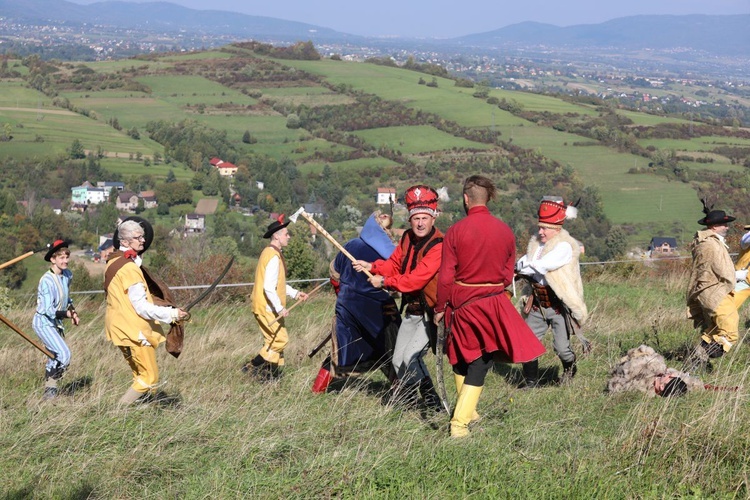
44, 239, 71, 262
538, 197, 578, 228
404, 185, 439, 219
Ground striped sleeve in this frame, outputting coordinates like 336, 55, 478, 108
36, 274, 58, 320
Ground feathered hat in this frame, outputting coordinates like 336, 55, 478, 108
697, 198, 735, 226
263, 213, 290, 238
538, 196, 579, 228
44, 239, 71, 262
404, 185, 439, 218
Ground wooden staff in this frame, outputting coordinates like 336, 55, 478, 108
0, 312, 56, 359
289, 207, 374, 279
0, 247, 45, 271
269, 280, 329, 326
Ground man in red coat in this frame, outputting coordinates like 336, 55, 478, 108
435, 175, 545, 437
354, 185, 445, 411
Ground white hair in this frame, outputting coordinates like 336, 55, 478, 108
118, 220, 144, 241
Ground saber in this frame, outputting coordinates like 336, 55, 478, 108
0, 312, 56, 359
289, 207, 374, 279
0, 246, 47, 271
308, 332, 333, 358
435, 321, 452, 415
182, 256, 235, 314
268, 280, 328, 326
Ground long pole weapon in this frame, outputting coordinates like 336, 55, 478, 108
289, 207, 374, 279
0, 312, 56, 359
0, 246, 47, 271
269, 280, 328, 326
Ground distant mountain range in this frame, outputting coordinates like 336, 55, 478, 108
1, 0, 748, 56
0, 0, 361, 41
456, 15, 750, 56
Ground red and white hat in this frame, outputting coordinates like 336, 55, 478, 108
404, 185, 439, 218
538, 196, 578, 228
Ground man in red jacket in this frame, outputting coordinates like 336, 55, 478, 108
354, 185, 444, 411
435, 175, 545, 437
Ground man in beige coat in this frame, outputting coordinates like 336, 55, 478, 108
686, 207, 739, 360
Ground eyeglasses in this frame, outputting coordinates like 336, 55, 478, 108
132, 235, 146, 242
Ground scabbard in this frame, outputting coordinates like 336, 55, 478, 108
435, 319, 452, 415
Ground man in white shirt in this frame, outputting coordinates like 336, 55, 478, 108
245, 215, 308, 380
516, 197, 587, 387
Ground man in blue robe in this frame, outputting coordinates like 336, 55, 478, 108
312, 212, 400, 392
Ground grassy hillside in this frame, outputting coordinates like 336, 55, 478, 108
2, 45, 749, 251
2, 263, 750, 497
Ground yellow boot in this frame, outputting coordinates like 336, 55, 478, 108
454, 375, 481, 423
450, 384, 483, 438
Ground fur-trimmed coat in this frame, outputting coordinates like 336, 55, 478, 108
524, 228, 588, 324
686, 229, 734, 319
607, 345, 704, 396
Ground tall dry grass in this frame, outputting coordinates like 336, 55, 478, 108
2, 261, 750, 497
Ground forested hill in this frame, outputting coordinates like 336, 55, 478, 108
0, 0, 357, 41
456, 15, 750, 56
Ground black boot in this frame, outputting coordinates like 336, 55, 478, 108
522, 360, 539, 389
419, 378, 445, 413
560, 357, 577, 384
383, 380, 420, 410
701, 340, 725, 359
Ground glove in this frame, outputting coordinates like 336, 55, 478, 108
736, 270, 748, 282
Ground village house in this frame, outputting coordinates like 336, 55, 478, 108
304, 203, 326, 219
376, 187, 396, 205
210, 157, 238, 177
184, 213, 206, 235
71, 181, 110, 206
97, 237, 114, 263
96, 181, 125, 192
139, 190, 158, 210
648, 237, 678, 257
115, 192, 139, 212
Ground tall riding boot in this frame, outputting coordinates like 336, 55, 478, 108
418, 377, 445, 413
522, 360, 540, 389
454, 374, 480, 423
560, 357, 577, 384
450, 384, 483, 438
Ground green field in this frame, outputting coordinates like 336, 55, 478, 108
298, 156, 395, 174
136, 75, 256, 106
3, 50, 747, 238
0, 80, 54, 108
353, 125, 493, 154
0, 105, 161, 159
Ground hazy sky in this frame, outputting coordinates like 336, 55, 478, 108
72, 0, 750, 38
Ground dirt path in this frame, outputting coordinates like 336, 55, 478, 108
69, 250, 105, 277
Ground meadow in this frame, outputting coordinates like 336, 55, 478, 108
280, 59, 721, 228
2, 262, 750, 497
3, 48, 748, 245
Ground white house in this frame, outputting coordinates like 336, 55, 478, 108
184, 213, 206, 235
71, 181, 109, 205
377, 187, 396, 205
